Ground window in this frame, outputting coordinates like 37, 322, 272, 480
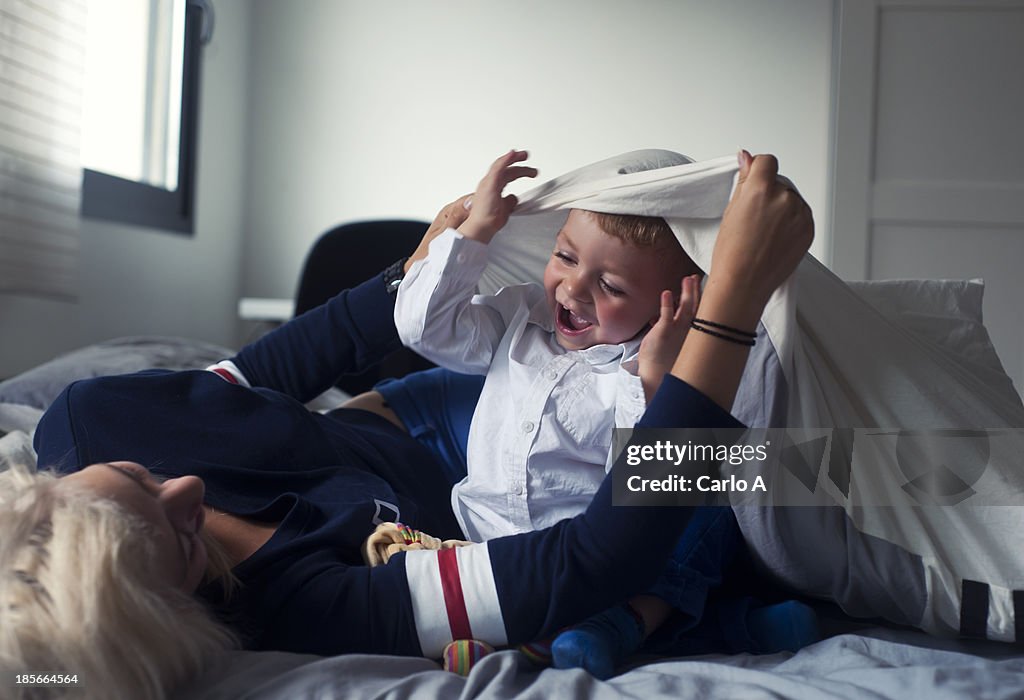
80, 0, 211, 235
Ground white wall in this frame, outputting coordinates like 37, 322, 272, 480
241, 0, 835, 303
0, 0, 835, 378
830, 2, 1024, 392
0, 0, 251, 378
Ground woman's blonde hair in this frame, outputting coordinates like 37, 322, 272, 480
0, 462, 237, 700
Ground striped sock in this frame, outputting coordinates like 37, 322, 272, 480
442, 639, 495, 676
517, 638, 554, 666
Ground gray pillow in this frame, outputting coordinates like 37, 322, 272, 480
0, 336, 234, 411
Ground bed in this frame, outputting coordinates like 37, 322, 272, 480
1, 326, 1022, 699
3, 175, 1023, 694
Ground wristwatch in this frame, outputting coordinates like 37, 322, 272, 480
383, 257, 410, 298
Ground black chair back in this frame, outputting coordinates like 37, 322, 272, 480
294, 219, 435, 395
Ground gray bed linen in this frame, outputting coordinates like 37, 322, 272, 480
0, 336, 236, 410
5, 337, 1023, 698
0, 336, 349, 417
172, 629, 1024, 700
0, 403, 43, 436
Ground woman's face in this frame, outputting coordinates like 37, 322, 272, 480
61, 462, 208, 592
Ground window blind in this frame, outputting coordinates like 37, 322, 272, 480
0, 0, 86, 298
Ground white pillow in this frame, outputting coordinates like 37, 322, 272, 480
846, 279, 1020, 406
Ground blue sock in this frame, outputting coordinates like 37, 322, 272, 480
746, 600, 820, 653
551, 604, 645, 680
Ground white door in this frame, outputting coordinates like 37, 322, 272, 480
830, 0, 1024, 393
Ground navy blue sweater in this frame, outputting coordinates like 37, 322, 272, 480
34, 271, 743, 658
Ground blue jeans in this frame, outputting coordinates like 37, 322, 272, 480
374, 368, 483, 487
643, 506, 762, 654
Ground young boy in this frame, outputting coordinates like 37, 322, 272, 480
395, 150, 815, 676
397, 150, 699, 536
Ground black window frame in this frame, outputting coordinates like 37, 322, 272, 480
80, 0, 207, 235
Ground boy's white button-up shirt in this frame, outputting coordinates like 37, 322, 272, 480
395, 229, 646, 542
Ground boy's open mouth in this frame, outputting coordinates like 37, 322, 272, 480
556, 304, 593, 335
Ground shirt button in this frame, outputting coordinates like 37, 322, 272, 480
512, 483, 524, 495
522, 420, 535, 433
456, 253, 467, 263
544, 369, 557, 381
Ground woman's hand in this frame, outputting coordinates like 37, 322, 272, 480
639, 274, 701, 402
669, 150, 813, 410
457, 149, 539, 243
405, 193, 474, 273
705, 150, 814, 325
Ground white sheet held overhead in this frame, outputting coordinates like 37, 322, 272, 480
482, 149, 738, 300
482, 150, 799, 382
480, 149, 1024, 642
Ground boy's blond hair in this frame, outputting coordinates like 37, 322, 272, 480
589, 212, 677, 250
587, 211, 702, 278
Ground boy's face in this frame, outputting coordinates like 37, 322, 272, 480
542, 210, 684, 351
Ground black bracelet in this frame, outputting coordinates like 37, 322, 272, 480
691, 317, 756, 339
383, 257, 410, 298
689, 322, 756, 346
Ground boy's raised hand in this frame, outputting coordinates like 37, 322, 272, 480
639, 274, 701, 402
458, 149, 538, 243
